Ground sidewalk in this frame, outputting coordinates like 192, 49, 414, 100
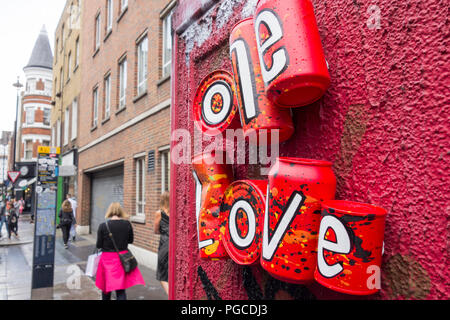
0, 215, 168, 300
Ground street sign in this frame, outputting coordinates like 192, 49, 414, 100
7, 171, 20, 183
31, 146, 60, 294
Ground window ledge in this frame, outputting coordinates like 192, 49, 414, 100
90, 125, 98, 132
93, 47, 100, 58
117, 7, 128, 23
104, 29, 112, 42
157, 75, 171, 87
115, 106, 126, 115
133, 91, 148, 104
73, 65, 79, 74
130, 215, 146, 224
101, 116, 110, 125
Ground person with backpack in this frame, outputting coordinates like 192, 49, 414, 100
7, 204, 19, 240
58, 200, 75, 249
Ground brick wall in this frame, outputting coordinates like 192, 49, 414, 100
78, 0, 173, 253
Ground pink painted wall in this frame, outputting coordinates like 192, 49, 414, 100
169, 0, 449, 300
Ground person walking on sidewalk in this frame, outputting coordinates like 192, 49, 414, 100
154, 192, 170, 295
59, 200, 75, 249
0, 201, 9, 240
95, 203, 145, 300
66, 194, 77, 242
7, 204, 19, 240
18, 198, 25, 215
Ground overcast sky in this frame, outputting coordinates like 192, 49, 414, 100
0, 1, 66, 134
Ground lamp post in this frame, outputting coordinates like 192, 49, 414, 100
12, 77, 23, 172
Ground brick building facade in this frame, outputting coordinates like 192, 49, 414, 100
51, 0, 83, 214
77, 0, 175, 268
20, 26, 53, 163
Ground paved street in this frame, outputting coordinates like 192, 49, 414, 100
0, 214, 168, 300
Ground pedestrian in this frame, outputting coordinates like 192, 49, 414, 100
18, 198, 25, 215
7, 205, 19, 240
0, 201, 9, 240
154, 192, 170, 295
95, 202, 145, 300
58, 200, 75, 249
66, 194, 77, 241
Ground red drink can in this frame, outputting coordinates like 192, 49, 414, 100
314, 200, 387, 295
255, 0, 330, 107
192, 150, 234, 259
230, 18, 294, 143
221, 180, 268, 265
261, 157, 336, 283
193, 70, 240, 135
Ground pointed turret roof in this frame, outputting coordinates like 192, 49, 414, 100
24, 25, 53, 71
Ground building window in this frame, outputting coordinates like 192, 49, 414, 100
42, 140, 50, 147
56, 119, 61, 147
135, 157, 145, 216
43, 108, 51, 126
60, 68, 64, 92
26, 108, 34, 125
119, 58, 127, 109
75, 37, 80, 68
95, 14, 101, 50
64, 108, 70, 146
120, 0, 128, 13
61, 24, 65, 49
51, 126, 56, 146
104, 74, 111, 118
93, 87, 99, 127
106, 0, 113, 32
25, 140, 33, 160
137, 36, 148, 95
67, 51, 72, 79
72, 98, 78, 140
162, 11, 173, 78
160, 148, 170, 193
55, 38, 59, 63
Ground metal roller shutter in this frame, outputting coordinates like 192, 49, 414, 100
90, 166, 124, 234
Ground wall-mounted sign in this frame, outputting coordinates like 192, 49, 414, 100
20, 166, 29, 176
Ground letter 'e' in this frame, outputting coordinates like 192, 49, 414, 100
254, 9, 288, 85
317, 215, 351, 278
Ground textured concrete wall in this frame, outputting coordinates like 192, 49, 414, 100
171, 0, 449, 300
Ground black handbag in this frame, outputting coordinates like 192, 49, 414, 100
105, 220, 138, 273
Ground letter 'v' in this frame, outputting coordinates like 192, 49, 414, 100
262, 188, 306, 261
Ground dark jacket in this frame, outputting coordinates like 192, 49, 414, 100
96, 220, 134, 252
0, 204, 5, 218
8, 208, 18, 225
59, 209, 74, 226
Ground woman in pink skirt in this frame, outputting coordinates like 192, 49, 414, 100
96, 203, 145, 300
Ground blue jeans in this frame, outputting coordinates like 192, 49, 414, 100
0, 216, 9, 237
